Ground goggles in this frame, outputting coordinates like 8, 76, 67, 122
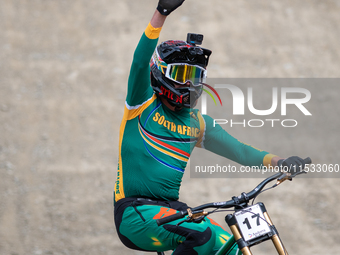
165, 63, 207, 86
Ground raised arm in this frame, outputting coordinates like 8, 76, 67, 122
125, 0, 185, 108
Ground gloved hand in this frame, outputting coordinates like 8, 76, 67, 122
278, 156, 306, 174
157, 0, 185, 16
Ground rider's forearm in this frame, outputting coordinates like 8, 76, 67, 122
150, 9, 167, 28
199, 114, 282, 168
271, 156, 283, 167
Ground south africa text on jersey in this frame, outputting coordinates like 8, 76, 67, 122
153, 112, 199, 137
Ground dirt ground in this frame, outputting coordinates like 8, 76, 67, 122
1, 0, 340, 254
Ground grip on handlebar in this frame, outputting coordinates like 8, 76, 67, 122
156, 211, 186, 226
291, 157, 312, 177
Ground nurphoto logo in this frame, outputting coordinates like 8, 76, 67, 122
200, 84, 312, 128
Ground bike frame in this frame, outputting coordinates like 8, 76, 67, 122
215, 235, 239, 255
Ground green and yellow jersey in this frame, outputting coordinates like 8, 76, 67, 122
114, 23, 277, 203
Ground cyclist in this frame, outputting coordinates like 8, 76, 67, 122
114, 1, 306, 254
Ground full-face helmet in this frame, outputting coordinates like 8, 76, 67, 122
150, 33, 212, 108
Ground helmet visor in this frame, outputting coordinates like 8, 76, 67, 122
165, 64, 207, 85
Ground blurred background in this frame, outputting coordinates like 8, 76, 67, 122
1, 0, 339, 254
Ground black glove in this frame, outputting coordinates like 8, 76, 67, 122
157, 0, 185, 16
278, 156, 305, 174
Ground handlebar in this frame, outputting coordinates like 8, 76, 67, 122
157, 211, 188, 225
157, 157, 312, 226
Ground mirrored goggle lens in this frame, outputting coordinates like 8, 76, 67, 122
166, 64, 206, 85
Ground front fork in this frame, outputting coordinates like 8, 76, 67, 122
219, 203, 288, 255
262, 211, 288, 255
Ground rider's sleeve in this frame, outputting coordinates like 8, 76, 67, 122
125, 23, 162, 108
196, 113, 277, 168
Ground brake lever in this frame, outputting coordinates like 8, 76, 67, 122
275, 170, 307, 186
276, 172, 291, 184
176, 209, 208, 226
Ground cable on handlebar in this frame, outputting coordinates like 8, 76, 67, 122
251, 185, 277, 205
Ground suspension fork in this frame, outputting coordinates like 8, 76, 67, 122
263, 210, 289, 255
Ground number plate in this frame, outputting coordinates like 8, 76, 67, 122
234, 204, 271, 242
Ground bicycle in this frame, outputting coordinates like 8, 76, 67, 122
155, 157, 312, 255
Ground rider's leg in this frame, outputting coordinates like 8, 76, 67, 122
115, 200, 216, 254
